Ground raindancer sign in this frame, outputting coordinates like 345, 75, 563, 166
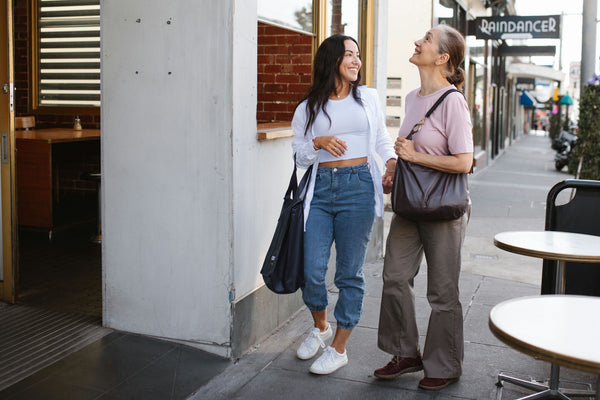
470, 15, 561, 40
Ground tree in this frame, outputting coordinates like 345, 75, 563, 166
549, 109, 561, 141
569, 84, 600, 178
294, 7, 312, 32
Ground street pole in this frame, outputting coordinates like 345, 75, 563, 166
559, 12, 563, 72
580, 0, 597, 91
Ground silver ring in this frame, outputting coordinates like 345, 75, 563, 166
336, 138, 340, 143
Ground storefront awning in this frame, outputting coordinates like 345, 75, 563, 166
559, 93, 573, 105
507, 63, 565, 83
520, 91, 536, 107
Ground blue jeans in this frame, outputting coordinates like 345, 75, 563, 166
303, 163, 375, 330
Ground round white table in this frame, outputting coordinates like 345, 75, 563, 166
493, 231, 600, 400
490, 295, 600, 400
494, 231, 600, 294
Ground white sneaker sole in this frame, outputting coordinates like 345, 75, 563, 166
297, 349, 318, 360
309, 358, 348, 375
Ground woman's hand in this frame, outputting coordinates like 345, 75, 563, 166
394, 136, 416, 162
314, 136, 347, 157
382, 158, 396, 194
394, 136, 473, 173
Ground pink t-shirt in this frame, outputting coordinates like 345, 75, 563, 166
398, 85, 473, 156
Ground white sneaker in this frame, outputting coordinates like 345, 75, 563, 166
309, 346, 348, 375
296, 324, 333, 360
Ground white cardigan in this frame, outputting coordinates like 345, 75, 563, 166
292, 86, 396, 229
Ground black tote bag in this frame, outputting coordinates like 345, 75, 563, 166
261, 159, 313, 294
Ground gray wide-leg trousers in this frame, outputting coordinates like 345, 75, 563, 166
377, 208, 469, 378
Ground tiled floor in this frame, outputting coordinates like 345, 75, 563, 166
0, 304, 110, 391
3, 222, 231, 400
0, 332, 231, 400
17, 222, 102, 317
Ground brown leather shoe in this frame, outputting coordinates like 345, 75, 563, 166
418, 377, 459, 390
373, 355, 423, 380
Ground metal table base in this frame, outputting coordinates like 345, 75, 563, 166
496, 366, 599, 400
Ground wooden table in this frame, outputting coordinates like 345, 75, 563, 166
16, 128, 100, 237
489, 295, 600, 400
493, 231, 600, 399
16, 128, 101, 143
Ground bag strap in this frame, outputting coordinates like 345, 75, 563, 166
297, 164, 312, 201
285, 156, 299, 200
407, 88, 462, 140
288, 154, 313, 202
425, 88, 460, 118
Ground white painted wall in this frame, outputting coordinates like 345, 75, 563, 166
100, 0, 392, 357
101, 0, 235, 356
231, 0, 297, 301
386, 1, 432, 133
374, 0, 389, 104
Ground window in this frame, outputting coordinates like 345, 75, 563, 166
434, 0, 467, 35
258, 0, 313, 33
326, 0, 359, 39
327, 0, 369, 85
256, 0, 372, 134
32, 0, 101, 109
257, 0, 316, 125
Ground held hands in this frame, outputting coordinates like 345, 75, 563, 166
313, 136, 347, 157
395, 136, 416, 162
382, 158, 396, 194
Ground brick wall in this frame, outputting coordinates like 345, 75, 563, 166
257, 21, 313, 123
331, 0, 344, 34
53, 141, 101, 198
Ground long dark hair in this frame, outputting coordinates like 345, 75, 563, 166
299, 34, 362, 136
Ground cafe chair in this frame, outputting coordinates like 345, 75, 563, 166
542, 179, 600, 296
15, 116, 35, 130
494, 179, 600, 400
80, 172, 102, 244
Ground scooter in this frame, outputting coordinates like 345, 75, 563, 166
554, 141, 571, 171
554, 131, 577, 171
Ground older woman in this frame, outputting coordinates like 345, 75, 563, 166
374, 25, 473, 391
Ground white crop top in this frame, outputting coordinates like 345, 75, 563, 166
313, 95, 369, 162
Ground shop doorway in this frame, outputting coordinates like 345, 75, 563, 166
0, 0, 102, 319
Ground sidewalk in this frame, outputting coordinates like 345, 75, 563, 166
2, 133, 596, 400
190, 133, 597, 399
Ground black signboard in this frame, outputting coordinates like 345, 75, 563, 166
469, 15, 561, 40
516, 77, 535, 91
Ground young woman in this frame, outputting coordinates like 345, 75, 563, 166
291, 34, 396, 375
374, 25, 473, 390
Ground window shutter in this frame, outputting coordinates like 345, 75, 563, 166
37, 0, 101, 107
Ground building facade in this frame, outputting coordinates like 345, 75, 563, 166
0, 0, 392, 359
384, 0, 559, 172
2, 0, 566, 362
